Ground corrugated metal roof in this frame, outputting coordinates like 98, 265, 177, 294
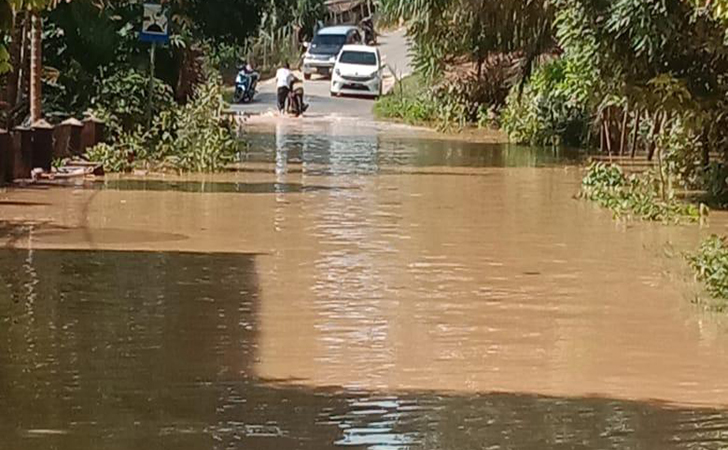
325, 0, 366, 14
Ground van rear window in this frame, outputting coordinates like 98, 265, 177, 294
312, 35, 347, 46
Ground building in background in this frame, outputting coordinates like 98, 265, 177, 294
325, 0, 375, 25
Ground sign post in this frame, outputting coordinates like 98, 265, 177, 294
140, 3, 170, 128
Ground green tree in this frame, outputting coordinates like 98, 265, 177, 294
379, 0, 554, 81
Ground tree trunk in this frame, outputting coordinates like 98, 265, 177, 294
604, 108, 613, 156
630, 110, 641, 158
29, 12, 42, 123
647, 112, 663, 162
4, 13, 22, 112
619, 103, 630, 156
702, 125, 711, 169
599, 112, 605, 154
17, 11, 30, 108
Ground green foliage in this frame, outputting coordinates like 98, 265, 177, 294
703, 163, 728, 205
161, 78, 240, 172
502, 58, 591, 146
375, 74, 505, 131
91, 68, 175, 134
374, 75, 466, 130
86, 77, 240, 173
687, 235, 728, 307
379, 0, 554, 82
375, 75, 437, 123
580, 162, 702, 223
374, 93, 439, 125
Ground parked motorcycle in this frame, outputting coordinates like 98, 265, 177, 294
233, 68, 259, 104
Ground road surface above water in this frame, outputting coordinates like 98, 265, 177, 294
3, 104, 728, 448
230, 28, 412, 121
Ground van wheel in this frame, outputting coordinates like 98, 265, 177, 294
304, 73, 311, 80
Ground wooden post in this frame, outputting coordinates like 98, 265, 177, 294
12, 126, 33, 180
81, 116, 105, 152
0, 129, 10, 184
65, 118, 83, 156
31, 119, 53, 171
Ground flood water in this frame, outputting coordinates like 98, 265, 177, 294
3, 120, 728, 449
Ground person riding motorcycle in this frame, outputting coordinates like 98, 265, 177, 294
233, 60, 259, 103
276, 62, 309, 116
287, 79, 308, 117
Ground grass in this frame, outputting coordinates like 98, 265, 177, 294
373, 74, 441, 126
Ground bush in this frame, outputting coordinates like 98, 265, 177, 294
91, 68, 176, 135
501, 58, 591, 147
162, 79, 240, 172
580, 162, 703, 222
688, 235, 728, 307
86, 76, 240, 173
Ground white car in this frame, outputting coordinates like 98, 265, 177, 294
330, 45, 384, 98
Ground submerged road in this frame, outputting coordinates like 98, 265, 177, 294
229, 28, 412, 120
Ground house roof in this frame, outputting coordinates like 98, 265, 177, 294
325, 0, 367, 15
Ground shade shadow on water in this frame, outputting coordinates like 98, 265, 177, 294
242, 132, 583, 175
1, 249, 728, 450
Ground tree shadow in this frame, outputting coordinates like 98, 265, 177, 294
0, 248, 726, 450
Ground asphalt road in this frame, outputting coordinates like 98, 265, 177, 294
229, 28, 411, 121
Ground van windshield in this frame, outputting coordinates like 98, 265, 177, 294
312, 34, 347, 47
339, 51, 377, 66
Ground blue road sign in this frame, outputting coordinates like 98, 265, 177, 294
140, 4, 169, 44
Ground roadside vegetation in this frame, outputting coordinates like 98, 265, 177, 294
0, 0, 327, 172
87, 74, 240, 173
379, 0, 728, 304
579, 163, 703, 223
688, 236, 728, 310
374, 74, 496, 131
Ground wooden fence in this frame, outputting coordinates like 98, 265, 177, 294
0, 117, 104, 184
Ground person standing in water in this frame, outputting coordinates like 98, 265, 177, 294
276, 62, 294, 114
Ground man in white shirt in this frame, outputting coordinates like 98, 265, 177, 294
276, 62, 295, 114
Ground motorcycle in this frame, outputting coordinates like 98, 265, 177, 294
360, 17, 376, 45
233, 68, 259, 104
287, 80, 308, 117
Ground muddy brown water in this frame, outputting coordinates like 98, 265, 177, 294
3, 121, 728, 449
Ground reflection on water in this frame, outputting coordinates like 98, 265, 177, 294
2, 250, 728, 450
245, 124, 582, 176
